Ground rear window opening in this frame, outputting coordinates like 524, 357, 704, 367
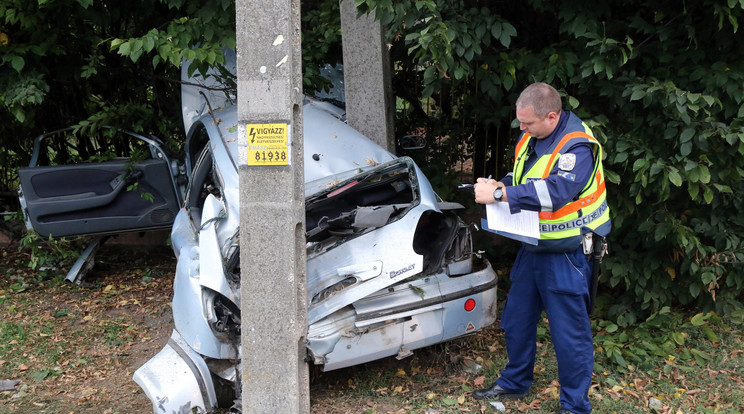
305, 161, 417, 244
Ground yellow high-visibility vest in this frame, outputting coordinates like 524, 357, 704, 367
513, 129, 611, 245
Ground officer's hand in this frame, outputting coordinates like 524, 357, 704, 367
474, 179, 508, 205
474, 180, 495, 204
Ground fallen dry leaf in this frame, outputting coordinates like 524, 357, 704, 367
517, 399, 542, 411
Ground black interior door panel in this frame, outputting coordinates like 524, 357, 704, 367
19, 159, 180, 237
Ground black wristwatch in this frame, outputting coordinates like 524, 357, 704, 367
493, 187, 503, 201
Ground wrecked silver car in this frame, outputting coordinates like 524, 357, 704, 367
17, 60, 498, 413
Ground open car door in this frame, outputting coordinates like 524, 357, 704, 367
18, 128, 184, 238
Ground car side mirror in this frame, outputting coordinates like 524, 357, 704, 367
399, 134, 426, 150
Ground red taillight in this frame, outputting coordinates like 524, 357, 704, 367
464, 298, 476, 312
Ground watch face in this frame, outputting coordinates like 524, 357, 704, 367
493, 188, 503, 200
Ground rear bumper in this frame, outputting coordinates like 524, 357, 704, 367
310, 260, 498, 371
133, 330, 217, 413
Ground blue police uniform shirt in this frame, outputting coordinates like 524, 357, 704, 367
501, 111, 595, 215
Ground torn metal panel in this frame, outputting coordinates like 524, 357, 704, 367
133, 330, 218, 414
170, 195, 239, 360
64, 236, 105, 285
302, 101, 396, 189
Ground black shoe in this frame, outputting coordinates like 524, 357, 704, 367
555, 409, 577, 414
471, 382, 527, 400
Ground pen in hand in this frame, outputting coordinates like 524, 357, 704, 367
459, 175, 493, 193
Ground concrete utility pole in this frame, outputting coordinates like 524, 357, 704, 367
236, 0, 309, 412
340, 0, 395, 152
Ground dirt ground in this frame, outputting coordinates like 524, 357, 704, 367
0, 242, 465, 414
5, 241, 744, 414
0, 243, 175, 414
0, 241, 491, 414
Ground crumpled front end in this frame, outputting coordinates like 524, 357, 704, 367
133, 330, 218, 414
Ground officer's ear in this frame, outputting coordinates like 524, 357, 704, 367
545, 111, 561, 128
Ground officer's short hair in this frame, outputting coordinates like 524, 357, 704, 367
516, 82, 562, 118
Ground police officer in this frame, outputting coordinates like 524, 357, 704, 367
472, 82, 611, 414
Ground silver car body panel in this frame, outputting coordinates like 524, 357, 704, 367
301, 99, 397, 189
305, 158, 445, 324
170, 193, 239, 360
133, 330, 217, 414
308, 263, 497, 370
180, 53, 235, 138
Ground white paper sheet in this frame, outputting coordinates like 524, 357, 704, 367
486, 202, 540, 240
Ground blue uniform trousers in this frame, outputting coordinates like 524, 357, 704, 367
495, 245, 594, 413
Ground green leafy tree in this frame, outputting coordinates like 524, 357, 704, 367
357, 0, 744, 320
301, 0, 343, 95
0, 0, 209, 208
1, 0, 205, 139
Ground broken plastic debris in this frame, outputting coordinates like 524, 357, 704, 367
649, 397, 662, 410
490, 401, 506, 412
461, 358, 483, 375
0, 380, 20, 392
395, 345, 414, 360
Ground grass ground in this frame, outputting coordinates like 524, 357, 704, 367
310, 315, 744, 414
1, 242, 743, 413
0, 243, 174, 413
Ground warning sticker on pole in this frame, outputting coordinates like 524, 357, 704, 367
245, 123, 290, 166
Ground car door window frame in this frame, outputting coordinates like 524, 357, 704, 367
185, 143, 223, 228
